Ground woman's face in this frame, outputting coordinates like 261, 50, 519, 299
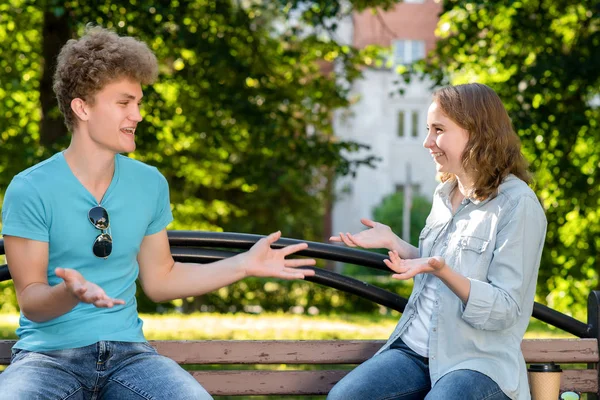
423, 101, 470, 180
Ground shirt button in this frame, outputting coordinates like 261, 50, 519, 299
431, 356, 436, 360
432, 328, 437, 332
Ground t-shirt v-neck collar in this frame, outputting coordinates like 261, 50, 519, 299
58, 151, 120, 206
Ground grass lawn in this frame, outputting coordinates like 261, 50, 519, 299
0, 311, 576, 340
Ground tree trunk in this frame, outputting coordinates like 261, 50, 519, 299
40, 8, 71, 147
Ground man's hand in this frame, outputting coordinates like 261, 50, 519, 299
55, 268, 125, 308
383, 250, 446, 280
329, 218, 395, 249
242, 231, 316, 280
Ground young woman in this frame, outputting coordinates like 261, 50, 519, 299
328, 83, 546, 400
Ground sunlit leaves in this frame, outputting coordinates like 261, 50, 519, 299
415, 0, 600, 315
1, 0, 384, 247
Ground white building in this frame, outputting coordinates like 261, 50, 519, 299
332, 0, 442, 239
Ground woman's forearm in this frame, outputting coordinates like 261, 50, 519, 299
389, 235, 419, 259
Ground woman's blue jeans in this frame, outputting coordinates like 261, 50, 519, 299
327, 338, 510, 400
0, 341, 212, 399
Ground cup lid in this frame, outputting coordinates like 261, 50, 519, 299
528, 363, 562, 372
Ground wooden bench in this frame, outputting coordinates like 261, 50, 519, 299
1, 234, 599, 396
1, 338, 597, 396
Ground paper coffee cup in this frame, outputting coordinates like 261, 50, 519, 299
528, 363, 562, 400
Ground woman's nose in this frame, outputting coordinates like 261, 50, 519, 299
423, 131, 434, 149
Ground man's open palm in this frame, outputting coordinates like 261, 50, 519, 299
243, 231, 316, 280
55, 267, 125, 308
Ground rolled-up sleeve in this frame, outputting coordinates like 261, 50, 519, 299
461, 195, 547, 330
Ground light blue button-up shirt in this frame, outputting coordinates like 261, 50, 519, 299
378, 175, 547, 400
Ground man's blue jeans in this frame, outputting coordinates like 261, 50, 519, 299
327, 338, 510, 400
0, 341, 212, 399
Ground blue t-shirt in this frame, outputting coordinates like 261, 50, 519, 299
1, 151, 173, 351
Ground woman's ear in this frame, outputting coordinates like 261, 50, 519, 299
71, 98, 90, 122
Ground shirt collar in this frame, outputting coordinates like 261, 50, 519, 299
438, 179, 495, 208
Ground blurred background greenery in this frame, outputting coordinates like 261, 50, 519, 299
1, 0, 600, 327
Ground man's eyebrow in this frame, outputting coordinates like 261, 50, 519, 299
118, 93, 143, 100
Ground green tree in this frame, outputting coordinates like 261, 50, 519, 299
405, 0, 600, 317
0, 0, 392, 312
0, 0, 393, 241
373, 192, 432, 248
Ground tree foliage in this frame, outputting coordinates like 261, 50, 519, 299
373, 192, 431, 248
0, 0, 389, 246
406, 0, 600, 316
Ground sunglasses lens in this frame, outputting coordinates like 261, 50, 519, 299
93, 233, 113, 258
88, 206, 109, 230
560, 392, 580, 400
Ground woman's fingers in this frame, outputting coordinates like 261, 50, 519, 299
391, 272, 414, 280
360, 218, 376, 228
338, 233, 357, 247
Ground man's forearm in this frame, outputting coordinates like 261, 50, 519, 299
19, 282, 79, 322
143, 254, 249, 303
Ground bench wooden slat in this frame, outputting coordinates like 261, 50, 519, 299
562, 370, 599, 394
1, 339, 597, 395
1, 339, 598, 364
190, 369, 598, 395
522, 338, 600, 363
149, 339, 600, 364
192, 370, 342, 395
151, 340, 386, 364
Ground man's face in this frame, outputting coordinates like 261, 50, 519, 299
84, 78, 144, 154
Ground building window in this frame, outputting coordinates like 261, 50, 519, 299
397, 111, 405, 137
411, 111, 419, 138
392, 40, 426, 65
398, 110, 421, 139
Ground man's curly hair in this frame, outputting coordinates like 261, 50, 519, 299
53, 25, 158, 131
434, 83, 531, 200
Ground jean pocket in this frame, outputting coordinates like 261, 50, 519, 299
140, 341, 158, 353
10, 348, 33, 364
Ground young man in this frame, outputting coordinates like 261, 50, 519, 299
0, 26, 316, 399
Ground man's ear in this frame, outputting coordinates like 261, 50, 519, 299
71, 98, 90, 122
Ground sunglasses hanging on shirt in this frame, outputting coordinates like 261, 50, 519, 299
88, 205, 112, 258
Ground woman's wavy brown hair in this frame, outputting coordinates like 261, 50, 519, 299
53, 25, 158, 131
433, 83, 531, 200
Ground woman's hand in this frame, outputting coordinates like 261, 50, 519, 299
242, 231, 316, 280
383, 250, 446, 280
329, 218, 396, 250
55, 267, 125, 308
